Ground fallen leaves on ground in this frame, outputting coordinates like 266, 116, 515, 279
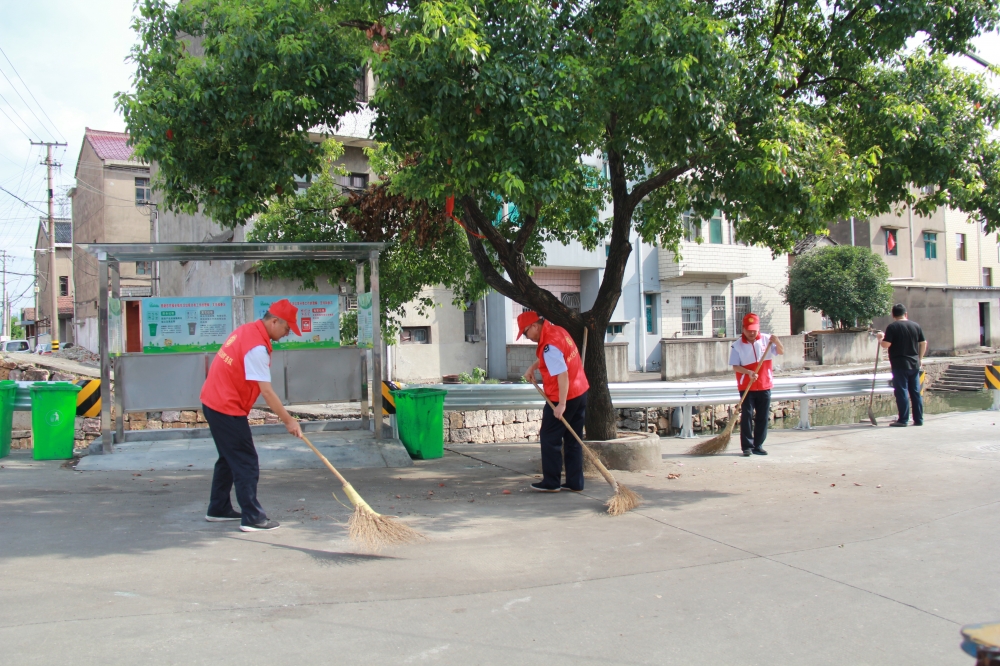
667, 473, 681, 480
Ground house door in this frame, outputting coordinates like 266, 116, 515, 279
125, 300, 142, 353
979, 302, 989, 347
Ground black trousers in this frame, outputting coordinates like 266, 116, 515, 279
891, 366, 924, 424
539, 392, 587, 490
203, 403, 267, 526
739, 390, 771, 452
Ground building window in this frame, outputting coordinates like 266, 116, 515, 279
734, 296, 752, 327
343, 173, 368, 190
135, 177, 150, 204
709, 215, 723, 244
399, 326, 430, 344
682, 213, 702, 242
923, 233, 937, 259
58, 276, 68, 297
560, 292, 581, 314
984, 268, 993, 287
644, 294, 657, 334
136, 261, 152, 275
885, 228, 898, 256
681, 296, 703, 336
956, 233, 967, 261
606, 323, 625, 335
605, 243, 610, 257
464, 301, 482, 342
711, 295, 726, 337
354, 67, 369, 102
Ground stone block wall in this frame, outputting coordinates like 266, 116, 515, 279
445, 409, 543, 443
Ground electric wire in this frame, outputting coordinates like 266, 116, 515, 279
0, 184, 46, 214
0, 43, 66, 142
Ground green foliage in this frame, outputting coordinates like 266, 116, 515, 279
9, 318, 23, 340
783, 246, 894, 329
458, 367, 488, 384
340, 310, 358, 346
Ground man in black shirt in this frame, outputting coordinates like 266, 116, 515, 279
876, 304, 928, 427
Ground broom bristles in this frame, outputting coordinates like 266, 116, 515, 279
606, 484, 642, 516
341, 483, 425, 551
686, 417, 736, 455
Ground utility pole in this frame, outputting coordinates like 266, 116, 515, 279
32, 141, 67, 350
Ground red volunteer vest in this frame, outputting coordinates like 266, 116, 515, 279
200, 320, 273, 416
536, 321, 590, 403
734, 334, 774, 392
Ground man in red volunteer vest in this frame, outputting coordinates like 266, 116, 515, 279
729, 312, 784, 456
200, 299, 304, 531
518, 311, 590, 492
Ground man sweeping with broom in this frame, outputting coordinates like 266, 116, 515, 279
729, 313, 784, 456
200, 299, 304, 532
518, 311, 590, 493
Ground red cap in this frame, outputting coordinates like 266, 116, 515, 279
516, 311, 541, 339
268, 298, 301, 336
742, 312, 760, 331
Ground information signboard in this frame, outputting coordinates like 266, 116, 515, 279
141, 297, 233, 353
357, 292, 373, 349
253, 295, 341, 350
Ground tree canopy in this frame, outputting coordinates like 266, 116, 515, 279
118, 0, 1000, 437
783, 245, 894, 329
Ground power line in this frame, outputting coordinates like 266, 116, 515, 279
0, 100, 35, 141
0, 184, 46, 214
0, 43, 65, 142
0, 67, 54, 140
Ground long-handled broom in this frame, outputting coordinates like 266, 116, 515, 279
867, 337, 880, 426
300, 434, 424, 551
530, 380, 641, 516
687, 346, 773, 456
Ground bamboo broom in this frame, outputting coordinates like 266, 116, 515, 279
687, 345, 773, 455
530, 380, 641, 516
300, 434, 424, 551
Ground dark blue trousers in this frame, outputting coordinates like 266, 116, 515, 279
740, 389, 771, 452
539, 392, 587, 490
203, 403, 267, 526
892, 367, 924, 424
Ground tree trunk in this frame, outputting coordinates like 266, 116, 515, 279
582, 328, 617, 440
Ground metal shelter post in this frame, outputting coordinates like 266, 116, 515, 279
110, 262, 125, 443
357, 261, 369, 431
370, 250, 384, 440
97, 253, 113, 454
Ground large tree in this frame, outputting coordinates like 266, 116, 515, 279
119, 0, 1000, 438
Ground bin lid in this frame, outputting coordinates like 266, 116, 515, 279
29, 382, 82, 392
391, 387, 448, 397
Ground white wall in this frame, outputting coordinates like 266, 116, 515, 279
392, 287, 487, 383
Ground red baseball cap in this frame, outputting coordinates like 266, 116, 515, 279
742, 312, 760, 331
268, 298, 301, 336
516, 311, 541, 339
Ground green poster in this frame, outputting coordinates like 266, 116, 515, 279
357, 292, 373, 349
141, 297, 233, 353
253, 295, 341, 350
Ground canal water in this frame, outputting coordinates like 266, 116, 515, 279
772, 390, 992, 429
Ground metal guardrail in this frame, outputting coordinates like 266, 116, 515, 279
430, 374, 897, 436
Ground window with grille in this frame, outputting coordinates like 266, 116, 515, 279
711, 295, 726, 336
923, 233, 937, 259
956, 234, 967, 261
682, 213, 702, 242
135, 177, 150, 204
681, 296, 703, 336
355, 66, 369, 102
400, 326, 430, 344
644, 294, 657, 334
136, 261, 152, 275
561, 292, 581, 314
606, 323, 625, 335
735, 296, 751, 327
58, 276, 68, 297
464, 301, 482, 342
343, 173, 369, 190
346, 295, 358, 311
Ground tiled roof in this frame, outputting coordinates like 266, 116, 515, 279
86, 127, 138, 162
21, 308, 35, 322
793, 234, 837, 255
58, 296, 74, 315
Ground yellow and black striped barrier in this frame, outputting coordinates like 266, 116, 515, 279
382, 380, 399, 416
986, 365, 1000, 390
75, 379, 101, 417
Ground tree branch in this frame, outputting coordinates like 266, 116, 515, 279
626, 163, 691, 211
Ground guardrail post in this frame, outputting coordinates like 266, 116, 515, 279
675, 405, 695, 438
794, 398, 811, 430
989, 390, 1000, 412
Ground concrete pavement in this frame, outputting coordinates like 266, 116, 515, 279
0, 409, 997, 665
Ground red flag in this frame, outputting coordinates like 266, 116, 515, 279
886, 231, 896, 252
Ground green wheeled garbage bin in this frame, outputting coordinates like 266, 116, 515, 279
392, 387, 448, 460
0, 380, 15, 459
30, 382, 82, 460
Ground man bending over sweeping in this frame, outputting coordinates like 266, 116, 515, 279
200, 299, 304, 531
519, 311, 590, 492
729, 313, 784, 457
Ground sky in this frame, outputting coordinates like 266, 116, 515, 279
0, 2, 998, 321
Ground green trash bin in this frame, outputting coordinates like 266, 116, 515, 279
0, 380, 15, 459
392, 387, 448, 460
30, 382, 82, 461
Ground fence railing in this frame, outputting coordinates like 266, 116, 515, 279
429, 374, 896, 436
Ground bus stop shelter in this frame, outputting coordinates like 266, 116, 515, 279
79, 242, 387, 455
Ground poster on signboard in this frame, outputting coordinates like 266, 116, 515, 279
357, 292, 373, 348
253, 295, 341, 350
109, 298, 124, 356
141, 297, 233, 353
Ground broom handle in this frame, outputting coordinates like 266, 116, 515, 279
530, 380, 619, 491
300, 434, 350, 486
733, 342, 774, 412
868, 343, 880, 408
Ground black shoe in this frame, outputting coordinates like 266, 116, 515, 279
560, 484, 583, 492
751, 448, 768, 455
205, 509, 242, 522
742, 449, 752, 457
530, 482, 561, 493
239, 519, 281, 532
889, 421, 908, 427
913, 422, 923, 426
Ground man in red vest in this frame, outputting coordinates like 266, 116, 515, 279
728, 312, 784, 456
200, 299, 304, 531
518, 311, 590, 492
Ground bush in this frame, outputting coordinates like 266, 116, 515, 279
783, 245, 893, 329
